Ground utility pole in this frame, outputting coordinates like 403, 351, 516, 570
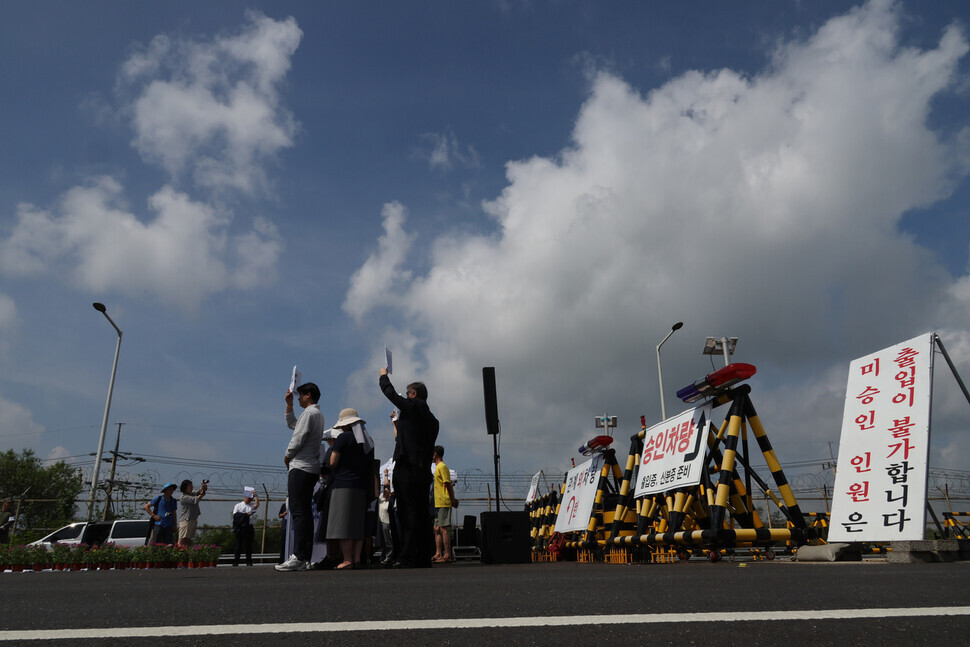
102, 422, 124, 521
11, 487, 30, 542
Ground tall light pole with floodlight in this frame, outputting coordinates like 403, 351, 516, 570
656, 321, 683, 421
703, 336, 738, 366
88, 302, 122, 522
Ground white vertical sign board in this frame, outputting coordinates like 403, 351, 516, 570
829, 333, 934, 542
526, 471, 542, 504
634, 404, 712, 498
554, 455, 603, 533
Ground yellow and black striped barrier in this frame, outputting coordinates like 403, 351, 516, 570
530, 386, 824, 564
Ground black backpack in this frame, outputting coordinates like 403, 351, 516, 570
145, 495, 160, 543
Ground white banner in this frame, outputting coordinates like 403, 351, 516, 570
829, 333, 934, 542
554, 455, 603, 533
634, 404, 711, 498
526, 471, 542, 504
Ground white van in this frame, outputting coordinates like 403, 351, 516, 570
29, 520, 151, 548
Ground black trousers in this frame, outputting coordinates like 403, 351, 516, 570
278, 519, 287, 564
392, 460, 433, 567
151, 525, 175, 545
234, 527, 254, 566
288, 468, 317, 561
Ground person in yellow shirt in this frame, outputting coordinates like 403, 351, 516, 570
432, 445, 458, 563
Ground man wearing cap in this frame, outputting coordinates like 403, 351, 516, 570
277, 382, 324, 572
232, 488, 259, 566
379, 368, 439, 568
144, 483, 179, 545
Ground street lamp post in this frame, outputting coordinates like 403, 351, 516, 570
656, 322, 684, 421
88, 302, 122, 522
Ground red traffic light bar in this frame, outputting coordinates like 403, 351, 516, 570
578, 435, 614, 456
676, 363, 757, 403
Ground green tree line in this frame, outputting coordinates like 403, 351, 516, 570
0, 449, 84, 532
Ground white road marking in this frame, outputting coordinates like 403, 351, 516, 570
3, 606, 969, 641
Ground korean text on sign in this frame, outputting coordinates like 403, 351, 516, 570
634, 404, 711, 498
828, 333, 934, 542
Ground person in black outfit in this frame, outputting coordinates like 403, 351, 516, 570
379, 368, 439, 568
232, 489, 259, 566
277, 502, 287, 564
0, 501, 13, 544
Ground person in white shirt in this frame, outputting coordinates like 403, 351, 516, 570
276, 382, 324, 572
232, 488, 259, 566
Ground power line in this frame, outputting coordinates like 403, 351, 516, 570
137, 453, 282, 473
122, 423, 277, 437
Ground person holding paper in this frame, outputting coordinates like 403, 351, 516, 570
232, 488, 259, 566
177, 479, 207, 547
378, 480, 394, 564
276, 382, 324, 572
379, 368, 439, 568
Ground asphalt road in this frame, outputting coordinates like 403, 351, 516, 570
1, 559, 968, 646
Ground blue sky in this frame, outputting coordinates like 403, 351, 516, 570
2, 0, 970, 510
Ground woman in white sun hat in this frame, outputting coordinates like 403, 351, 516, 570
326, 408, 375, 569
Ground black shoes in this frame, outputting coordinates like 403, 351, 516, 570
309, 556, 339, 570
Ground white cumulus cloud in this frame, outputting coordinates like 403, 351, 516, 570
0, 12, 298, 310
344, 201, 416, 321
419, 130, 482, 173
344, 0, 970, 472
121, 11, 302, 193
0, 394, 46, 450
0, 178, 282, 311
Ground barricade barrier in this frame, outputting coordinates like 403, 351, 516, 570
943, 512, 970, 539
530, 384, 824, 564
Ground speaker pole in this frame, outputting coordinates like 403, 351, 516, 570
483, 367, 501, 509
492, 423, 500, 509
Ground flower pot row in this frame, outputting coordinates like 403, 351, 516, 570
0, 543, 223, 572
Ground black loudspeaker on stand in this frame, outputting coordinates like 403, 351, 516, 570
480, 511, 531, 564
480, 368, 528, 563
483, 367, 499, 436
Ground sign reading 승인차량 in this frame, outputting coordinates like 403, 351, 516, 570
828, 333, 934, 542
634, 404, 711, 499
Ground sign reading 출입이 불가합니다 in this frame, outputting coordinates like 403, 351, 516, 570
634, 404, 712, 499
828, 333, 934, 542
553, 455, 602, 533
